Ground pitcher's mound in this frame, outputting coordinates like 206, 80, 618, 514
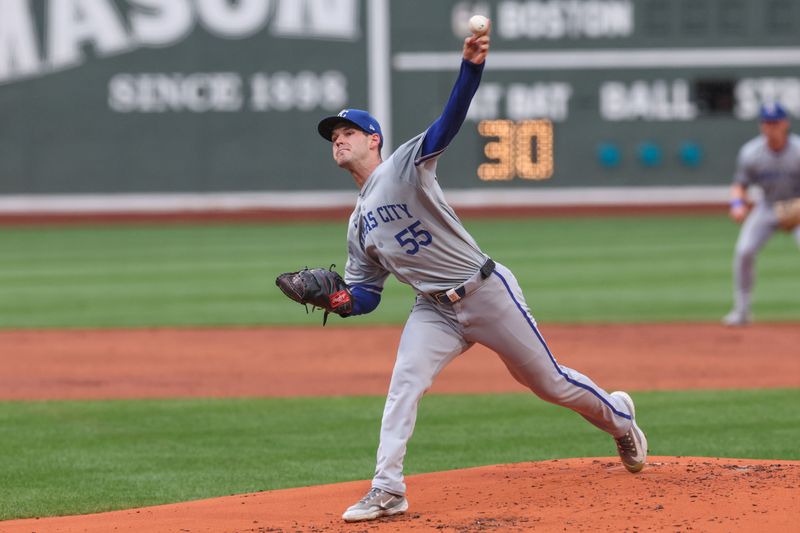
4, 456, 798, 532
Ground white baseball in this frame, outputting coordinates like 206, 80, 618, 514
468, 14, 489, 35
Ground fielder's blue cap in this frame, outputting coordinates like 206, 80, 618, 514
759, 102, 788, 122
318, 109, 383, 148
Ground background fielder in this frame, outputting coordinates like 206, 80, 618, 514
309, 22, 648, 523
724, 103, 800, 326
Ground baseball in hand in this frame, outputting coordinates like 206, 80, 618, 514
468, 15, 489, 35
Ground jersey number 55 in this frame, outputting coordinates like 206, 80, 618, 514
395, 220, 433, 255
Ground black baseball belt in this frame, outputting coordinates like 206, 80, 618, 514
432, 258, 495, 305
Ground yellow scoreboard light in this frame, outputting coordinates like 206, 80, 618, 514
478, 119, 554, 181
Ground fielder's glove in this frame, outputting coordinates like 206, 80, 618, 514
275, 265, 353, 325
774, 198, 800, 231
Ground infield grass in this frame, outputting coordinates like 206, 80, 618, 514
1, 389, 798, 520
0, 215, 798, 328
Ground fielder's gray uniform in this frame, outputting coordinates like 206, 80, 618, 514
345, 132, 634, 496
731, 133, 800, 314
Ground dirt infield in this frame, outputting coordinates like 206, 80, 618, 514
1, 322, 798, 532
0, 323, 797, 400
3, 457, 798, 533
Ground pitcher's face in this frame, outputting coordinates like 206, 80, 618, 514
331, 126, 373, 168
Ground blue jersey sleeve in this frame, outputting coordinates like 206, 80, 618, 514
346, 284, 382, 316
417, 59, 485, 164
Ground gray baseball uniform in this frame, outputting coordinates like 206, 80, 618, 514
730, 133, 800, 315
345, 131, 634, 496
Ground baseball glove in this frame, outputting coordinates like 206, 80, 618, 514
774, 198, 800, 230
275, 265, 352, 325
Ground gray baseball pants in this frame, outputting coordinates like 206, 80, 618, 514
732, 203, 800, 313
371, 262, 634, 496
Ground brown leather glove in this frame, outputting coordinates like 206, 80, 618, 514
774, 198, 800, 231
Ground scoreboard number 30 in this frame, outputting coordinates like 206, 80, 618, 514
477, 119, 554, 181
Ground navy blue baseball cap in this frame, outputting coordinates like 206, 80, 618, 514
318, 109, 383, 148
759, 102, 788, 122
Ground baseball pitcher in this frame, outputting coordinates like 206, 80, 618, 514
279, 20, 648, 522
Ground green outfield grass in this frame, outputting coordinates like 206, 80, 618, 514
0, 215, 798, 328
0, 389, 797, 520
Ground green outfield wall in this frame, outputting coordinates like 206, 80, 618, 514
0, 0, 798, 195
